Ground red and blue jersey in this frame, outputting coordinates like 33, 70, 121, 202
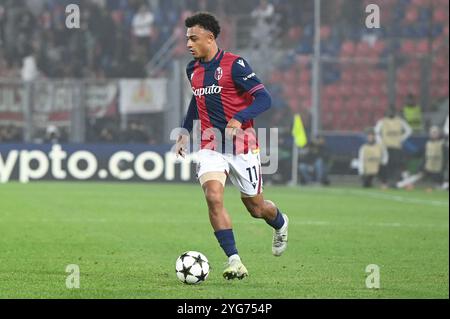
182, 49, 272, 154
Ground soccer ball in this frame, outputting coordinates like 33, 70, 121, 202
175, 251, 210, 285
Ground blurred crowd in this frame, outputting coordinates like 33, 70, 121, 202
0, 124, 22, 142
0, 0, 360, 80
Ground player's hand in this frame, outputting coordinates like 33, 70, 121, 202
175, 134, 189, 158
225, 118, 242, 139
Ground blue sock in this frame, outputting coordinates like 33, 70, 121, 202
214, 229, 238, 257
266, 209, 285, 230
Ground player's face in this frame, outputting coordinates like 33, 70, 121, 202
186, 26, 215, 60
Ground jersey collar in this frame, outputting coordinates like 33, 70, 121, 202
199, 49, 224, 67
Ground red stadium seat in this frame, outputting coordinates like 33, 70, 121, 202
325, 85, 339, 99
342, 70, 353, 83
320, 26, 331, 40
416, 40, 429, 54
356, 42, 371, 57
298, 86, 311, 98
288, 27, 302, 41
373, 40, 386, 55
299, 71, 311, 84
433, 9, 448, 23
269, 71, 283, 84
405, 8, 419, 23
368, 85, 383, 97
412, 0, 429, 6
401, 40, 416, 54
341, 41, 356, 57
288, 98, 299, 112
283, 69, 297, 83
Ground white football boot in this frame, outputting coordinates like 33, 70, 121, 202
223, 257, 248, 280
272, 214, 289, 257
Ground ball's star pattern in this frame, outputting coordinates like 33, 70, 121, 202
195, 269, 208, 282
179, 252, 190, 262
179, 263, 193, 280
193, 254, 206, 267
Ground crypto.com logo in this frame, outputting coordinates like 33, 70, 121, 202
170, 121, 279, 175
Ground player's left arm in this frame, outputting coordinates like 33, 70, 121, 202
228, 58, 272, 129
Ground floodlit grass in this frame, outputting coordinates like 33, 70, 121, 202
0, 182, 448, 298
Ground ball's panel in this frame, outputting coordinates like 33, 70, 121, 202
201, 261, 210, 274
175, 258, 184, 272
176, 271, 186, 282
182, 256, 196, 268
189, 263, 203, 277
185, 274, 199, 285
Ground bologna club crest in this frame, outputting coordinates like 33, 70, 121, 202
214, 67, 223, 81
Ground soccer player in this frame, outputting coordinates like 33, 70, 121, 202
174, 12, 289, 280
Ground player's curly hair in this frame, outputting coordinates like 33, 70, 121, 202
185, 12, 221, 39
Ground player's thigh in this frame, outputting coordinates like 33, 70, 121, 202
226, 151, 263, 198
197, 149, 229, 187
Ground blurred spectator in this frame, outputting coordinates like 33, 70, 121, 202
44, 125, 61, 143
298, 135, 331, 186
98, 127, 115, 143
375, 108, 412, 187
21, 50, 40, 81
250, 0, 277, 49
132, 4, 155, 56
132, 4, 155, 39
0, 124, 23, 142
251, 0, 274, 22
125, 121, 149, 143
402, 94, 423, 133
358, 129, 388, 188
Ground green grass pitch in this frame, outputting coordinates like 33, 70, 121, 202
0, 182, 448, 298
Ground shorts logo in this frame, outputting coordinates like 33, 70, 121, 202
214, 67, 223, 81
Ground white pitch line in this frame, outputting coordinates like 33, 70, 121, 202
301, 188, 449, 207
0, 218, 447, 230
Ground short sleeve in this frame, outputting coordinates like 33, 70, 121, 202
186, 60, 196, 83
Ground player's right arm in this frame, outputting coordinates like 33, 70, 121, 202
176, 61, 199, 158
176, 96, 198, 158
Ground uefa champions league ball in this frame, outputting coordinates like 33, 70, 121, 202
175, 251, 210, 284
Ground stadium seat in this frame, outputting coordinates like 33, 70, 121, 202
341, 41, 356, 57
320, 26, 331, 41
283, 69, 297, 83
405, 8, 419, 24
416, 40, 429, 54
323, 86, 334, 99
299, 71, 311, 84
401, 40, 416, 54
288, 27, 302, 42
298, 86, 311, 99
356, 42, 371, 57
270, 71, 283, 84
433, 9, 447, 23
